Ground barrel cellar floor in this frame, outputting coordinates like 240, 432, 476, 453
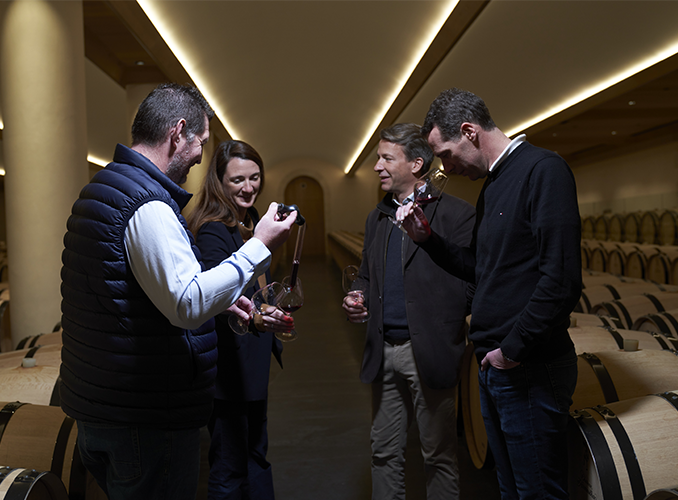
197, 256, 500, 499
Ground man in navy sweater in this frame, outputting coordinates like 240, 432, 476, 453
343, 123, 475, 500
397, 88, 582, 499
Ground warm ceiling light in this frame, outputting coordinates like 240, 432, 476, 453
87, 155, 109, 168
343, 0, 460, 174
137, 0, 238, 139
505, 41, 678, 137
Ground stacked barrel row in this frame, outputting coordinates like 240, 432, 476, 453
461, 269, 678, 499
0, 323, 105, 499
581, 239, 678, 286
582, 209, 678, 246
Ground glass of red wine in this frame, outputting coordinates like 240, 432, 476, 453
228, 282, 286, 336
274, 276, 303, 342
391, 167, 448, 231
342, 265, 369, 322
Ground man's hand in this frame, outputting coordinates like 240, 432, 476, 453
226, 296, 253, 323
480, 348, 520, 371
253, 202, 297, 251
342, 294, 369, 323
395, 202, 432, 243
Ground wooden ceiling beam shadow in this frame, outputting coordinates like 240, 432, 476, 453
345, 0, 490, 177
101, 0, 231, 143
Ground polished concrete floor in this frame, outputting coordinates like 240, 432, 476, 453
197, 256, 500, 499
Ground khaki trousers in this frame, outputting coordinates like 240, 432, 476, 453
371, 339, 459, 500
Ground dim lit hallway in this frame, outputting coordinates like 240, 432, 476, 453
198, 256, 500, 499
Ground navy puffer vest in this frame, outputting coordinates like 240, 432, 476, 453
60, 144, 217, 429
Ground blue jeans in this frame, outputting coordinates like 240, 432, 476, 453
76, 421, 201, 500
478, 349, 577, 500
207, 399, 274, 500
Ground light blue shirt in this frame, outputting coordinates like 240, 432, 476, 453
124, 200, 270, 330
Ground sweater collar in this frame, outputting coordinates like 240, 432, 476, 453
488, 134, 526, 178
113, 144, 193, 210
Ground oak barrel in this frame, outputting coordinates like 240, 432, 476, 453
640, 210, 662, 244
625, 244, 662, 279
0, 346, 61, 406
633, 308, 678, 338
0, 467, 68, 500
645, 487, 678, 500
15, 332, 62, 351
568, 325, 672, 354
659, 209, 678, 246
568, 391, 678, 500
571, 350, 678, 410
576, 282, 672, 314
0, 402, 97, 499
590, 292, 678, 329
594, 214, 611, 241
582, 217, 595, 240
581, 270, 638, 289
569, 312, 623, 329
459, 343, 493, 470
624, 212, 643, 243
607, 213, 626, 242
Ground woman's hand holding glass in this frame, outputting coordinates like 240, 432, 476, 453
342, 265, 369, 323
253, 303, 294, 335
228, 282, 292, 336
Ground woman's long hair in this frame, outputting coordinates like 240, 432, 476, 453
187, 140, 265, 236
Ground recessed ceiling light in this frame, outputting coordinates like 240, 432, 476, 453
628, 100, 636, 106
135, 60, 145, 66
611, 131, 617, 135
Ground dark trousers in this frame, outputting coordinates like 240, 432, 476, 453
76, 421, 200, 500
207, 399, 274, 500
478, 349, 578, 500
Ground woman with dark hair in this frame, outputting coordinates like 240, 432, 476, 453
188, 140, 292, 499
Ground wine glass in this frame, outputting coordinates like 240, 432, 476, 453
391, 168, 448, 231
342, 265, 369, 322
274, 276, 304, 342
228, 282, 285, 336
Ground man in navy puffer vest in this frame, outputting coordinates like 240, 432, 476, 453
60, 83, 296, 500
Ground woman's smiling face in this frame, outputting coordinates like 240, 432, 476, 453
222, 157, 262, 216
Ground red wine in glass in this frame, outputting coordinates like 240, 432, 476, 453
415, 194, 439, 205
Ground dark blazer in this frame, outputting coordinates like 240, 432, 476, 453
196, 208, 283, 401
359, 192, 475, 390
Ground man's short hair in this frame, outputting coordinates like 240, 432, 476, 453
380, 123, 434, 175
421, 88, 496, 142
131, 83, 215, 147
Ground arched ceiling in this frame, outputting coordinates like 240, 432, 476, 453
83, 0, 678, 172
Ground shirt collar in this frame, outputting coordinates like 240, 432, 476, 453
391, 192, 414, 207
489, 134, 526, 174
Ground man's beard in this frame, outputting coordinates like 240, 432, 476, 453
166, 151, 192, 185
